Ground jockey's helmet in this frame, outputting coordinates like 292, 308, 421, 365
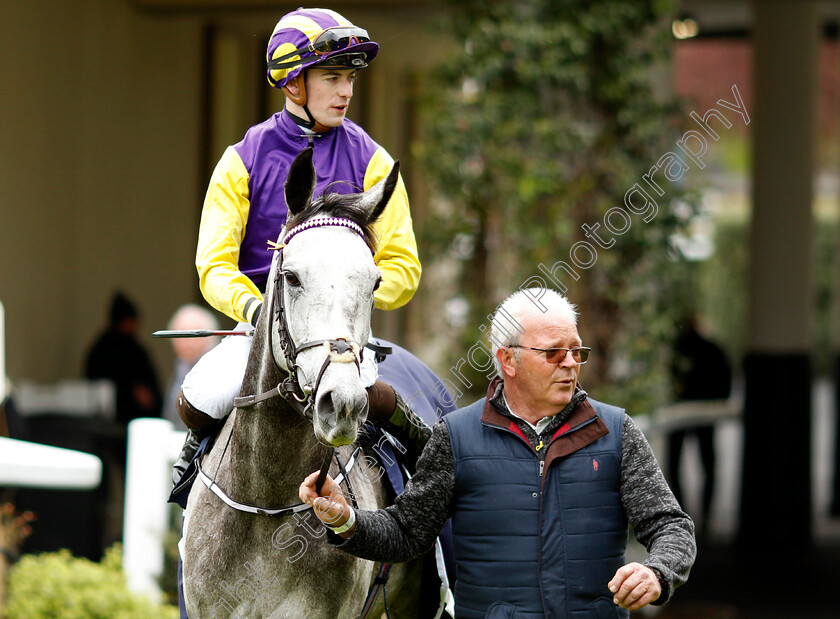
266, 7, 379, 106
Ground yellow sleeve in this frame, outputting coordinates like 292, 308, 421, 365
195, 147, 263, 324
365, 148, 422, 310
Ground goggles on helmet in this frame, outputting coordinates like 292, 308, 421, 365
268, 26, 371, 71
312, 27, 370, 54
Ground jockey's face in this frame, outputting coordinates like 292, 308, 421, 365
299, 67, 357, 128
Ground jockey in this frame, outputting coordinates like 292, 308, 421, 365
173, 7, 429, 485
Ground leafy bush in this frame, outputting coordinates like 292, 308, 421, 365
4, 544, 179, 619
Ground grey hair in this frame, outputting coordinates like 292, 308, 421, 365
489, 288, 578, 375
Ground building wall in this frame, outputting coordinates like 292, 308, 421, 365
0, 0, 448, 392
0, 0, 205, 387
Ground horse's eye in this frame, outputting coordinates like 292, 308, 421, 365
283, 271, 301, 287
373, 276, 382, 292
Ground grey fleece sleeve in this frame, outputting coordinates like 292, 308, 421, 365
620, 414, 697, 604
330, 419, 455, 562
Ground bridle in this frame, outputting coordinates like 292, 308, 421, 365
233, 216, 371, 418
199, 216, 374, 514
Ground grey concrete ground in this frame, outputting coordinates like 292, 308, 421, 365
632, 379, 840, 618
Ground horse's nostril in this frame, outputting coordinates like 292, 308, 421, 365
315, 391, 335, 420
317, 390, 365, 417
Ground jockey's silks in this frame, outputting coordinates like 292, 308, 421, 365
196, 110, 420, 324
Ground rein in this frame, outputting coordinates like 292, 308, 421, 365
196, 446, 362, 517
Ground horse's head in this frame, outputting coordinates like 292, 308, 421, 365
266, 147, 398, 446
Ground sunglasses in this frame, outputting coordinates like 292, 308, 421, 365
508, 345, 591, 364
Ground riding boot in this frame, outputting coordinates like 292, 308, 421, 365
172, 429, 203, 487
366, 381, 432, 470
171, 390, 219, 486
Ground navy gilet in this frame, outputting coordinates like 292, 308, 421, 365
443, 396, 629, 619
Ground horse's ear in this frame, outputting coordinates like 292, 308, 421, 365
285, 147, 316, 216
357, 160, 400, 225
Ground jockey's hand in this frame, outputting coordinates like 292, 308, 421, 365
299, 472, 356, 537
608, 562, 661, 610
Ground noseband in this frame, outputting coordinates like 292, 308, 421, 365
233, 216, 372, 420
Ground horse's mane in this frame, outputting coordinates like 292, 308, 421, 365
285, 186, 378, 251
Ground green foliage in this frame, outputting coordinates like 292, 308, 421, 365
415, 0, 698, 412
4, 545, 179, 619
159, 504, 183, 607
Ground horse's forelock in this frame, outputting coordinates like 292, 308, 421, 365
285, 190, 378, 250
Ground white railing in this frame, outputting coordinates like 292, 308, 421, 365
633, 398, 740, 438
0, 437, 102, 489
13, 379, 116, 420
1, 299, 103, 490
650, 399, 740, 433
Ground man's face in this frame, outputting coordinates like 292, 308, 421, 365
303, 67, 356, 128
508, 309, 583, 414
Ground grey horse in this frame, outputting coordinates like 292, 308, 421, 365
181, 148, 423, 618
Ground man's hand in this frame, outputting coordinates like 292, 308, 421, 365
608, 562, 661, 610
299, 472, 355, 537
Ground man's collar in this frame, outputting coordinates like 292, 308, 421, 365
480, 378, 609, 465
483, 376, 588, 434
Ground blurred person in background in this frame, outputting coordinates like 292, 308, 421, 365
668, 313, 732, 536
162, 304, 220, 431
85, 291, 163, 547
85, 291, 162, 428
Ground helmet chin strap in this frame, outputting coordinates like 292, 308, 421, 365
282, 75, 332, 133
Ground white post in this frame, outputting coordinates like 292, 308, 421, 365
123, 418, 186, 601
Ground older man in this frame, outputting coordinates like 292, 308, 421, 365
300, 287, 696, 618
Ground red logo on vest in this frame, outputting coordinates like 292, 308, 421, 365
592, 458, 599, 471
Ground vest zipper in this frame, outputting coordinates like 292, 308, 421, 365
491, 420, 548, 483
537, 448, 549, 613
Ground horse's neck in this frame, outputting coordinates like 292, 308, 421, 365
226, 330, 325, 505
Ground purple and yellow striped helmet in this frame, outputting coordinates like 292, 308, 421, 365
266, 7, 379, 90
